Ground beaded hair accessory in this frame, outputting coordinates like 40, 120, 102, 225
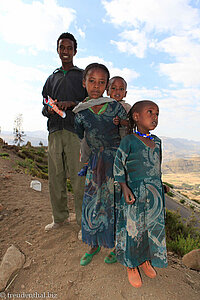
134, 130, 154, 140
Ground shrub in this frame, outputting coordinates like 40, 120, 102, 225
67, 179, 73, 192
165, 209, 200, 257
163, 182, 174, 189
181, 193, 189, 198
0, 152, 9, 158
167, 191, 174, 197
180, 199, 185, 204
167, 233, 200, 257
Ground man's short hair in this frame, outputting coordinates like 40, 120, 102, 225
57, 32, 77, 52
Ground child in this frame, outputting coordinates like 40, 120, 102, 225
76, 75, 131, 176
107, 76, 131, 139
74, 63, 127, 266
114, 100, 168, 288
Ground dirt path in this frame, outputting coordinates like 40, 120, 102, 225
0, 148, 199, 300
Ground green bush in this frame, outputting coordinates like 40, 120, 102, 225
36, 148, 45, 157
167, 191, 174, 197
163, 182, 174, 189
181, 193, 189, 198
0, 152, 9, 158
165, 209, 200, 257
167, 233, 200, 257
15, 145, 48, 179
180, 199, 185, 204
67, 179, 73, 192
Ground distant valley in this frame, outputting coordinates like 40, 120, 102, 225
1, 131, 200, 165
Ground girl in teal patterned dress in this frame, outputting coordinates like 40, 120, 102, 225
114, 100, 168, 288
74, 63, 127, 266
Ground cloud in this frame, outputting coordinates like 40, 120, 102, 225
124, 85, 200, 140
102, 0, 199, 32
74, 56, 140, 83
0, 0, 76, 53
111, 29, 148, 58
76, 27, 86, 39
156, 35, 200, 87
102, 0, 200, 87
0, 60, 48, 132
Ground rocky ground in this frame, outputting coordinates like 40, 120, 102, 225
0, 147, 199, 300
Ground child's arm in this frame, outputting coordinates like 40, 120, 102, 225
119, 182, 136, 205
163, 184, 170, 193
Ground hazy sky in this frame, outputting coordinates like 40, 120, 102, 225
0, 0, 200, 141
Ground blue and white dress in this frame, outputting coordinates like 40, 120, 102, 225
114, 134, 168, 268
75, 100, 127, 248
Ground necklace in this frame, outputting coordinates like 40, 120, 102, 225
134, 130, 154, 140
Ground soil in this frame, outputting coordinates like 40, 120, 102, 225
0, 147, 199, 300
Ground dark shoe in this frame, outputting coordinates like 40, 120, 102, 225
78, 165, 88, 176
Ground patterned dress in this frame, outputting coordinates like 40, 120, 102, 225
114, 134, 168, 268
75, 101, 127, 248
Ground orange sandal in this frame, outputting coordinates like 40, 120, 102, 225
140, 261, 156, 278
127, 267, 142, 288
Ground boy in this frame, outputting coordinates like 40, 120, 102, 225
107, 76, 131, 138
42, 32, 87, 231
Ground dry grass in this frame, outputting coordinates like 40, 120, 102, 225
162, 173, 200, 203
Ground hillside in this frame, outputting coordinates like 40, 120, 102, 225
1, 132, 200, 161
161, 137, 200, 161
0, 142, 200, 299
162, 157, 200, 174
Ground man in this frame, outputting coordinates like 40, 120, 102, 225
42, 32, 87, 231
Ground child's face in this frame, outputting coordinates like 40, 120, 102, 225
107, 78, 127, 101
83, 68, 108, 99
133, 103, 159, 133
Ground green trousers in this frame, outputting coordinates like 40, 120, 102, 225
48, 129, 85, 225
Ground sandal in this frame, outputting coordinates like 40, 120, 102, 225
104, 251, 117, 264
80, 246, 101, 266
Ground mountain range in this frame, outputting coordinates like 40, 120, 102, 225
1, 131, 200, 163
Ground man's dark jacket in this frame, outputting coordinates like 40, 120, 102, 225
42, 66, 87, 134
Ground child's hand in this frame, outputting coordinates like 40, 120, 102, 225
163, 184, 170, 193
57, 101, 76, 110
120, 183, 136, 205
113, 116, 120, 126
120, 119, 129, 127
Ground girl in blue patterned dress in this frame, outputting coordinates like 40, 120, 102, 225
74, 63, 127, 266
114, 100, 168, 288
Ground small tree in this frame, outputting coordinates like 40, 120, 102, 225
13, 114, 26, 146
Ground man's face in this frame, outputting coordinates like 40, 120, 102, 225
57, 38, 76, 64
